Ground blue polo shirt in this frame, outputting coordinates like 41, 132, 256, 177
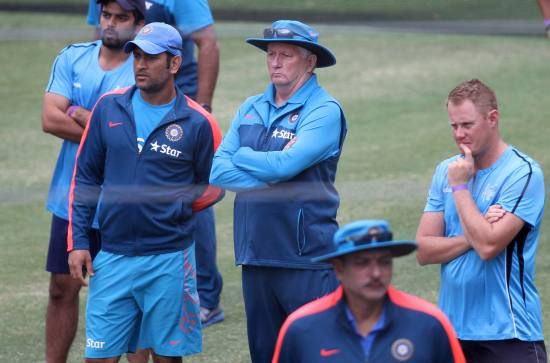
424, 146, 545, 341
345, 303, 387, 358
45, 40, 135, 221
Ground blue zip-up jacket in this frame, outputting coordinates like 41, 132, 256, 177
210, 75, 347, 269
273, 285, 466, 363
68, 86, 224, 256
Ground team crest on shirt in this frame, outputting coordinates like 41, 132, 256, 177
165, 124, 183, 142
391, 338, 414, 361
289, 112, 299, 123
481, 185, 497, 203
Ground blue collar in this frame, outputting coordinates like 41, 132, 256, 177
263, 73, 319, 108
344, 299, 388, 358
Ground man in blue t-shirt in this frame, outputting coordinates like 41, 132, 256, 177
416, 79, 547, 362
210, 20, 347, 362
87, 0, 224, 326
41, 1, 144, 361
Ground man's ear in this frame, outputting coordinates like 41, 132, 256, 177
307, 54, 317, 73
487, 109, 499, 128
332, 257, 344, 280
171, 55, 182, 74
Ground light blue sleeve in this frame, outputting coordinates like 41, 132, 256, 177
45, 47, 73, 101
231, 103, 342, 183
86, 0, 100, 26
498, 165, 545, 227
171, 0, 214, 35
209, 108, 268, 192
424, 162, 446, 212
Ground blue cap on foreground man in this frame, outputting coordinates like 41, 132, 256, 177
124, 22, 182, 56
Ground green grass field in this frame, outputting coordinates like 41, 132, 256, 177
1, 10, 550, 363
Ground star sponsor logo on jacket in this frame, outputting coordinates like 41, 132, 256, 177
150, 140, 182, 158
271, 128, 295, 140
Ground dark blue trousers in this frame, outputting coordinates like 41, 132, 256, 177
242, 265, 338, 363
193, 207, 223, 309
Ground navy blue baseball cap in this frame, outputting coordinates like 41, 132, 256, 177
97, 0, 146, 20
124, 22, 182, 57
246, 20, 336, 68
311, 220, 417, 262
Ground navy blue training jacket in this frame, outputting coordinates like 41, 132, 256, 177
68, 86, 223, 256
273, 285, 466, 363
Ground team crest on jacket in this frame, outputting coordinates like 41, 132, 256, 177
391, 338, 414, 361
165, 124, 183, 142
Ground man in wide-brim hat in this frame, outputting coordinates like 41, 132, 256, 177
272, 220, 466, 363
210, 20, 347, 362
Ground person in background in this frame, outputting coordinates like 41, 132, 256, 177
41, 1, 145, 361
537, 0, 550, 38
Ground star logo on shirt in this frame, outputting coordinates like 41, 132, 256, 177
150, 140, 160, 151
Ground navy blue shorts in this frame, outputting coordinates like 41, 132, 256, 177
46, 214, 101, 274
460, 339, 547, 363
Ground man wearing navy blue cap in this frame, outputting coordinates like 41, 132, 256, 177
273, 220, 466, 363
68, 22, 224, 361
210, 20, 346, 362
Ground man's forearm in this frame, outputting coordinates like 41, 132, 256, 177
416, 235, 471, 265
195, 33, 219, 107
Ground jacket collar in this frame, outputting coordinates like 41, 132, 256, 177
115, 85, 192, 127
252, 74, 320, 126
261, 73, 320, 108
337, 285, 396, 335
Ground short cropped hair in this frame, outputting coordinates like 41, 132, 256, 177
447, 79, 498, 114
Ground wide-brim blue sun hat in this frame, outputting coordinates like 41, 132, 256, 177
246, 20, 336, 68
311, 220, 417, 262
124, 22, 182, 57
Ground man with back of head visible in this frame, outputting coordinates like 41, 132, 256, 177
416, 79, 547, 362
273, 220, 466, 363
87, 0, 224, 327
68, 22, 223, 362
41, 1, 145, 361
210, 20, 347, 362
